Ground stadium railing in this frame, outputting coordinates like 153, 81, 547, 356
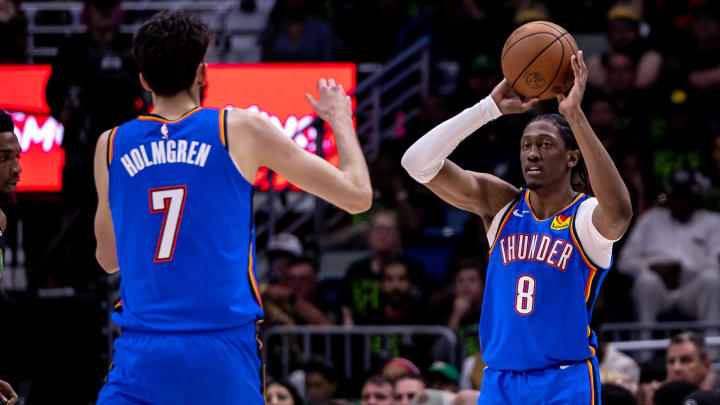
20, 1, 237, 62
260, 324, 457, 380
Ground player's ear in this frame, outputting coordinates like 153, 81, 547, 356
567, 149, 580, 168
138, 73, 152, 92
196, 63, 207, 87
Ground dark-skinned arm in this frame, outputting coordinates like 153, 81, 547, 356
558, 51, 633, 239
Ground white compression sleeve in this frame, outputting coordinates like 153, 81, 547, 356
401, 95, 502, 183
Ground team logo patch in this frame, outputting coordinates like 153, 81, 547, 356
551, 214, 571, 230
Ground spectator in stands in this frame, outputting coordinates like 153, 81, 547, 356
361, 375, 393, 405
601, 383, 637, 405
598, 340, 641, 393
393, 375, 425, 405
682, 390, 720, 405
618, 170, 720, 327
686, 2, 720, 91
666, 332, 713, 390
262, 255, 334, 327
429, 259, 484, 358
381, 358, 421, 381
260, 0, 334, 62
636, 356, 666, 405
340, 211, 426, 325
0, 0, 26, 63
44, 0, 142, 290
653, 381, 699, 405
306, 360, 340, 405
587, 3, 662, 90
268, 379, 304, 405
360, 259, 425, 325
266, 232, 304, 283
426, 362, 459, 393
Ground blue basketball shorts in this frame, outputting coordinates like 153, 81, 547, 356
97, 322, 265, 405
477, 356, 601, 405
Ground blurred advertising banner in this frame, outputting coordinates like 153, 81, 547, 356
0, 63, 356, 192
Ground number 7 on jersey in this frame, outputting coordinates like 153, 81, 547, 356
149, 186, 187, 262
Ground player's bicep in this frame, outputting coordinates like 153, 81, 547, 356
425, 159, 518, 219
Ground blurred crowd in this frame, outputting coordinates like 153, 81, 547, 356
2, 0, 720, 404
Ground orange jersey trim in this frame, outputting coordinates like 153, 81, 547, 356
524, 189, 585, 222
137, 106, 202, 123
569, 224, 598, 301
107, 127, 119, 166
248, 242, 263, 309
586, 360, 596, 405
219, 109, 227, 147
488, 199, 521, 254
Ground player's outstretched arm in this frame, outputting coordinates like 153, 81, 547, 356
0, 379, 18, 405
558, 51, 633, 240
402, 80, 536, 227
227, 78, 372, 214
93, 130, 120, 273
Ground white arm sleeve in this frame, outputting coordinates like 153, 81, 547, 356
401, 95, 502, 183
575, 198, 617, 269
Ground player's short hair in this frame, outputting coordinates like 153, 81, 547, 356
0, 110, 13, 133
133, 10, 210, 96
670, 331, 708, 359
526, 113, 591, 194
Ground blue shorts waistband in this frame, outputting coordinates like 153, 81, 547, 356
488, 357, 594, 375
121, 320, 259, 337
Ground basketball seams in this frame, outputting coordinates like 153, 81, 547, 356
502, 32, 558, 63
532, 31, 569, 98
509, 35, 563, 89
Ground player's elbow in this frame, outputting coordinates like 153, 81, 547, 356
96, 250, 119, 274
343, 186, 373, 214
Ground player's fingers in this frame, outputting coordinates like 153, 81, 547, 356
318, 78, 327, 90
338, 84, 345, 94
577, 50, 585, 68
305, 94, 318, 107
328, 78, 337, 88
556, 94, 566, 102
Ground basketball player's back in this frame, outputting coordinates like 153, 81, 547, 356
108, 107, 262, 333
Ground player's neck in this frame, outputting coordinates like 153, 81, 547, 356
151, 90, 201, 121
527, 185, 577, 220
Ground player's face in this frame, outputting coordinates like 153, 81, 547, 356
0, 131, 21, 192
520, 121, 574, 191
393, 379, 425, 405
666, 342, 710, 386
361, 382, 393, 405
267, 383, 295, 405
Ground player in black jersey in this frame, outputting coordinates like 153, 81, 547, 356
0, 109, 21, 405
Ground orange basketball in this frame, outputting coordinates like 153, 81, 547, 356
500, 21, 578, 100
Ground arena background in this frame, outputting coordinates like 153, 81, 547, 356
0, 0, 719, 404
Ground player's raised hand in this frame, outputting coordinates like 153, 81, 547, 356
0, 379, 18, 405
557, 50, 588, 115
490, 79, 539, 115
306, 78, 352, 122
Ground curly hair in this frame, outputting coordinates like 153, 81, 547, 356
0, 110, 14, 133
527, 113, 592, 194
132, 10, 210, 96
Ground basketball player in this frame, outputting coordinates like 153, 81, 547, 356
93, 11, 371, 405
0, 110, 21, 405
402, 52, 632, 404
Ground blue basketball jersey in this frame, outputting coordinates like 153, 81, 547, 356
107, 107, 263, 332
481, 189, 610, 370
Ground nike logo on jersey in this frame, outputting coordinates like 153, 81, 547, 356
498, 232, 575, 271
513, 209, 531, 218
119, 140, 212, 177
